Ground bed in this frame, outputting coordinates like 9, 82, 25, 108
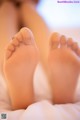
0, 64, 80, 120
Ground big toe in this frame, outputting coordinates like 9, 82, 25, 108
50, 32, 60, 49
20, 27, 35, 45
5, 27, 36, 60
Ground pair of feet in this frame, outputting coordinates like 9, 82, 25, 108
3, 27, 80, 109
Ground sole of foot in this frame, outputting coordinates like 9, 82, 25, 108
48, 32, 80, 104
3, 27, 39, 109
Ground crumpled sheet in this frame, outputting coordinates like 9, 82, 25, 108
0, 69, 80, 120
0, 100, 80, 120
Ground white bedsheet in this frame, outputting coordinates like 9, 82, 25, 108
0, 100, 80, 120
0, 66, 80, 120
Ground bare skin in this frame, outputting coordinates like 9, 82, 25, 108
0, 2, 18, 73
19, 1, 50, 73
48, 33, 80, 104
3, 27, 39, 110
0, 1, 50, 110
1, 0, 80, 110
3, 28, 80, 110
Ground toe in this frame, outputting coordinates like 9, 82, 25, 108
14, 32, 23, 42
20, 27, 34, 45
12, 37, 19, 46
7, 44, 15, 51
6, 50, 12, 59
60, 35, 67, 47
50, 32, 60, 49
67, 38, 73, 47
71, 42, 78, 51
76, 48, 80, 57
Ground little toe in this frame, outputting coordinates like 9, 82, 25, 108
67, 38, 73, 48
60, 35, 67, 47
50, 32, 60, 49
5, 50, 12, 60
76, 48, 80, 57
20, 27, 34, 45
71, 42, 78, 51
7, 44, 15, 51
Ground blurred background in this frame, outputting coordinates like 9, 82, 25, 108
37, 0, 80, 45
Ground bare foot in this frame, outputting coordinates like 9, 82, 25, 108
3, 27, 39, 109
48, 33, 80, 104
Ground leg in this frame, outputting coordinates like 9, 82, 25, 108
19, 2, 50, 73
3, 27, 39, 110
0, 2, 19, 72
48, 33, 80, 104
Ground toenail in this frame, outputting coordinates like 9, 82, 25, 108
60, 35, 66, 45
